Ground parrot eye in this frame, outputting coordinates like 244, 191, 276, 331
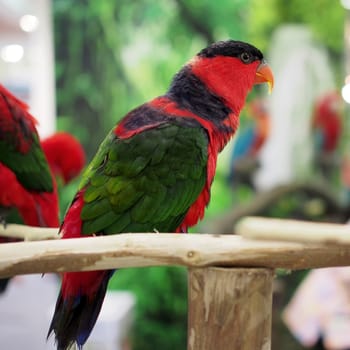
240, 52, 252, 64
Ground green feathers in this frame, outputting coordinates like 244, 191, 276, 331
80, 122, 208, 235
0, 133, 53, 192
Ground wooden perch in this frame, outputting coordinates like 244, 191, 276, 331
1, 222, 350, 278
1, 219, 350, 350
236, 216, 350, 244
0, 224, 59, 241
188, 267, 273, 350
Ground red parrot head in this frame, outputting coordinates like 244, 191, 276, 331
189, 40, 274, 111
41, 132, 86, 184
166, 40, 274, 152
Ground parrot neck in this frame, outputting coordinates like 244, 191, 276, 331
167, 63, 248, 151
190, 56, 259, 113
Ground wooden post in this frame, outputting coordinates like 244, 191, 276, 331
188, 267, 274, 350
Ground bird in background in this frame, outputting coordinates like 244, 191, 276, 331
0, 85, 86, 230
311, 91, 343, 177
48, 40, 274, 350
228, 97, 270, 188
0, 84, 59, 228
0, 84, 59, 292
41, 131, 86, 186
0, 130, 86, 294
0, 86, 85, 293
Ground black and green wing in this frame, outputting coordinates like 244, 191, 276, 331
79, 120, 208, 235
0, 88, 53, 192
0, 133, 53, 192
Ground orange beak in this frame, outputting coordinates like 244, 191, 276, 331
254, 61, 274, 94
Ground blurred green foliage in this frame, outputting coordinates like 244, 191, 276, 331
53, 1, 347, 349
109, 267, 188, 350
249, 0, 345, 55
53, 0, 249, 159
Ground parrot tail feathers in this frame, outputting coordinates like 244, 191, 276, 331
48, 270, 113, 350
0, 278, 10, 294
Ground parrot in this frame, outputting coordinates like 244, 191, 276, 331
41, 131, 86, 185
228, 97, 270, 188
311, 91, 343, 177
48, 40, 274, 349
0, 84, 60, 292
0, 84, 59, 227
312, 91, 342, 154
0, 130, 85, 230
41, 131, 86, 220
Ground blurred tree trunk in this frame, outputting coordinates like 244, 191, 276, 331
173, 0, 215, 44
53, 0, 137, 158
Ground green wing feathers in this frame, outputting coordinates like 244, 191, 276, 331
80, 123, 208, 235
0, 133, 53, 192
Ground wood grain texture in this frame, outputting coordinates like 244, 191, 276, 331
236, 216, 350, 243
188, 267, 273, 350
1, 218, 350, 278
0, 224, 58, 241
1, 231, 350, 278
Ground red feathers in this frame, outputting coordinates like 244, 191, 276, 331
191, 56, 260, 115
0, 85, 29, 111
0, 84, 38, 154
312, 91, 343, 153
41, 132, 86, 184
0, 170, 59, 228
0, 129, 87, 229
0, 85, 85, 229
0, 85, 59, 228
59, 189, 85, 239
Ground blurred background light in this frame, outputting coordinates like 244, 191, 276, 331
341, 0, 350, 9
342, 83, 350, 103
0, 44, 24, 63
19, 14, 39, 32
